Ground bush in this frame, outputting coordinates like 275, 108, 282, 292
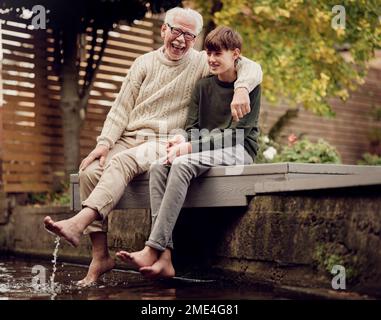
357, 153, 381, 166
275, 138, 342, 164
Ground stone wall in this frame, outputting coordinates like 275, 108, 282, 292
0, 186, 380, 295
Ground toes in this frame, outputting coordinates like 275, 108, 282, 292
116, 252, 129, 261
116, 251, 132, 261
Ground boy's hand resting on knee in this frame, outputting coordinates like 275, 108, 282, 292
165, 142, 192, 165
79, 145, 109, 171
166, 134, 186, 149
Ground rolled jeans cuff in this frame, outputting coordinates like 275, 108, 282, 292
145, 239, 173, 252
81, 197, 113, 220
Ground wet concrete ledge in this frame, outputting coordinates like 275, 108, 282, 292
1, 165, 381, 298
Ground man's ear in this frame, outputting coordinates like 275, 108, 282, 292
161, 24, 167, 39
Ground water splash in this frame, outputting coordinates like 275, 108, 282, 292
49, 236, 61, 300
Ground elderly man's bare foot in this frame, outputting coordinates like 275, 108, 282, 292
139, 255, 175, 279
76, 256, 115, 287
116, 246, 159, 269
43, 216, 81, 247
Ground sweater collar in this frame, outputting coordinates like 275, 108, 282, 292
213, 75, 235, 88
156, 46, 193, 66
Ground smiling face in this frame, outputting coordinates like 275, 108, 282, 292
161, 15, 198, 61
207, 49, 240, 76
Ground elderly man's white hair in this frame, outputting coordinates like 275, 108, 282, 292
164, 7, 203, 35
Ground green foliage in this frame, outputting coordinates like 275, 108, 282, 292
370, 106, 381, 121
27, 182, 71, 206
367, 128, 381, 143
194, 0, 381, 116
275, 138, 342, 163
357, 153, 381, 165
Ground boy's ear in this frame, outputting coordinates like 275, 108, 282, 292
233, 48, 241, 59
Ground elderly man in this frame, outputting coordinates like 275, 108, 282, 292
44, 7, 262, 286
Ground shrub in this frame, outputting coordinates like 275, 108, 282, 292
275, 138, 342, 164
357, 153, 381, 166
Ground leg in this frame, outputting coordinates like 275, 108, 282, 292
77, 232, 115, 286
119, 154, 210, 277
116, 161, 173, 269
43, 142, 129, 246
146, 154, 211, 251
135, 146, 252, 277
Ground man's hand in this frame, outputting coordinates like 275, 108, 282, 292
166, 134, 186, 149
165, 142, 192, 165
231, 87, 250, 122
79, 145, 109, 171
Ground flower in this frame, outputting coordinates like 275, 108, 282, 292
262, 135, 270, 144
288, 133, 298, 145
263, 146, 277, 160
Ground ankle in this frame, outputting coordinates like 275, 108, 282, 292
144, 246, 159, 259
92, 252, 111, 261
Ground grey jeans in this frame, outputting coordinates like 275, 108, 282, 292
146, 144, 254, 251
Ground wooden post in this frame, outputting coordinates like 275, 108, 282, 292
0, 20, 5, 215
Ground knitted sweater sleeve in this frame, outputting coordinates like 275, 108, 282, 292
96, 55, 147, 149
234, 56, 263, 93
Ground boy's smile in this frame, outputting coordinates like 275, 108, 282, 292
207, 49, 240, 82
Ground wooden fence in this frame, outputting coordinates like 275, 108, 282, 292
0, 15, 380, 193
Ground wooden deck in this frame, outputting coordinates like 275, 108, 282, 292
70, 163, 381, 211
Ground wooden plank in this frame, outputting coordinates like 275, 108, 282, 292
4, 183, 50, 193
3, 173, 53, 183
3, 131, 62, 144
2, 153, 52, 163
3, 124, 62, 135
287, 163, 381, 174
2, 163, 52, 173
3, 143, 63, 155
254, 173, 381, 194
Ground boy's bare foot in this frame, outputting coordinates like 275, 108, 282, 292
76, 255, 115, 287
43, 216, 81, 247
116, 246, 159, 269
139, 254, 175, 279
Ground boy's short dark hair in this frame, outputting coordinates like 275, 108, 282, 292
204, 26, 242, 52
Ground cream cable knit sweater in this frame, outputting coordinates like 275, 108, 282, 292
96, 46, 262, 149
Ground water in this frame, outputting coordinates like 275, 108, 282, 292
49, 236, 61, 299
0, 256, 289, 300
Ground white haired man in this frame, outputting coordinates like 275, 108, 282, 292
43, 7, 262, 286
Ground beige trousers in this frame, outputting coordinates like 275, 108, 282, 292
79, 135, 168, 234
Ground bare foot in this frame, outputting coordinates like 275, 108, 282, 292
139, 255, 175, 279
44, 216, 81, 247
76, 255, 115, 287
116, 246, 159, 270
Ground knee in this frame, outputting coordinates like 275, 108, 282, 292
171, 155, 191, 167
171, 156, 194, 176
149, 161, 165, 172
79, 164, 98, 184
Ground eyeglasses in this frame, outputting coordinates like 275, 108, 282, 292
166, 23, 197, 41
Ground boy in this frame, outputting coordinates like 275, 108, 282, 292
116, 26, 261, 278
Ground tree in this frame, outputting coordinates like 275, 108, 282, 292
194, 0, 381, 117
1, 0, 181, 177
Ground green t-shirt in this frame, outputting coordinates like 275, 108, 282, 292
185, 75, 261, 160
